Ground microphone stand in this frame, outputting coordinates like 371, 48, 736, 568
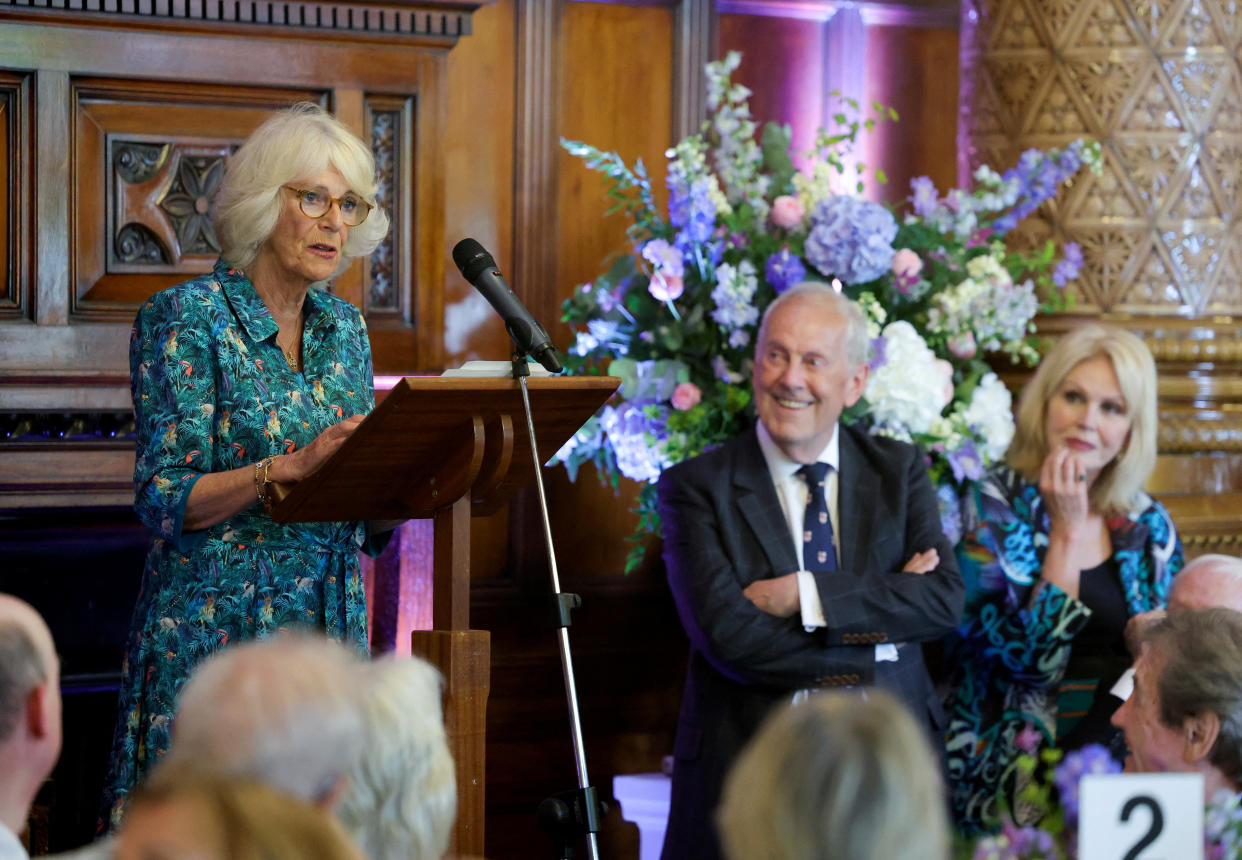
510, 355, 603, 860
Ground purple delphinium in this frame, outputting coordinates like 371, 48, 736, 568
1052, 242, 1083, 287
948, 441, 985, 483
764, 247, 806, 294
993, 145, 1087, 237
910, 175, 939, 218
869, 334, 887, 372
1054, 743, 1121, 827
667, 175, 718, 250
935, 483, 962, 544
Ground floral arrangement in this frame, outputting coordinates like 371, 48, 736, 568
961, 741, 1119, 859
556, 51, 1101, 570
962, 736, 1240, 859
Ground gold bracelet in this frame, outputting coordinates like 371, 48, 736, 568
254, 456, 276, 511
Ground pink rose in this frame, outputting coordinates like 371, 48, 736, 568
936, 359, 954, 404
770, 195, 805, 229
948, 331, 977, 360
891, 248, 923, 279
648, 272, 684, 302
671, 382, 702, 411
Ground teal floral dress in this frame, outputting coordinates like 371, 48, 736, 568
942, 466, 1183, 834
102, 259, 387, 829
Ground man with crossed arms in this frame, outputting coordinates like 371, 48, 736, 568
658, 283, 964, 860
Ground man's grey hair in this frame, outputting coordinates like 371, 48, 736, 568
337, 655, 456, 860
0, 623, 46, 743
161, 634, 366, 804
1143, 607, 1242, 787
756, 282, 871, 369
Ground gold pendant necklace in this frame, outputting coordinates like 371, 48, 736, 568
283, 315, 303, 372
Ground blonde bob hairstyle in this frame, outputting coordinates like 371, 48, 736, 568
213, 102, 389, 276
1007, 324, 1157, 516
717, 690, 948, 860
119, 775, 362, 860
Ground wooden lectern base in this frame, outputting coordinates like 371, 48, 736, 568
411, 628, 491, 857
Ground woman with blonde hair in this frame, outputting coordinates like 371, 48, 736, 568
717, 690, 948, 860
943, 324, 1183, 834
115, 775, 363, 860
102, 102, 394, 826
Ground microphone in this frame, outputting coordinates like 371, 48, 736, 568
452, 238, 564, 373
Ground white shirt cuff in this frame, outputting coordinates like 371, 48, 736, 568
796, 570, 827, 629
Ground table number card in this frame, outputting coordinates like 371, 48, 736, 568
1079, 773, 1204, 860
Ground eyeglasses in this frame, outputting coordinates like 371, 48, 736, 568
283, 185, 372, 227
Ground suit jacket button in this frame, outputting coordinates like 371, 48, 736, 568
850, 674, 860, 684
877, 633, 888, 643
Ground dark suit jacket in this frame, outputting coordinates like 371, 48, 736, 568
657, 423, 964, 860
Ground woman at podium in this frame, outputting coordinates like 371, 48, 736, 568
100, 103, 392, 828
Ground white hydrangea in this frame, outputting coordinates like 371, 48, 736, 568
865, 321, 952, 437
961, 372, 1015, 462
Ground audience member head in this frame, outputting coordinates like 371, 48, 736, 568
1111, 607, 1242, 800
1171, 554, 1242, 613
337, 654, 456, 860
1007, 324, 1157, 515
752, 283, 870, 463
213, 102, 389, 275
115, 773, 362, 860
0, 594, 61, 834
161, 633, 365, 807
717, 690, 948, 860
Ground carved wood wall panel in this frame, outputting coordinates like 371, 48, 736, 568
960, 0, 1242, 557
71, 82, 323, 318
959, 0, 1242, 320
0, 7, 472, 506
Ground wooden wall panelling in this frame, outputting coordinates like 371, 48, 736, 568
673, 0, 713, 140
0, 69, 30, 319
556, 1, 675, 336
717, 12, 829, 164
439, 0, 517, 371
864, 23, 959, 206
515, 0, 563, 346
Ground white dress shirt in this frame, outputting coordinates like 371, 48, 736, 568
0, 821, 29, 860
756, 422, 898, 663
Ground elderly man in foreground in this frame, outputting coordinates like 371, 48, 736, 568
1111, 607, 1242, 804
658, 283, 964, 860
0, 595, 61, 860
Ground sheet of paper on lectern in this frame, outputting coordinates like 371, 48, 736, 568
440, 360, 554, 378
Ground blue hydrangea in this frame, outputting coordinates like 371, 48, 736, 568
804, 196, 898, 285
600, 401, 670, 484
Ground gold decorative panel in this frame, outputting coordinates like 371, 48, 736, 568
960, 0, 1242, 318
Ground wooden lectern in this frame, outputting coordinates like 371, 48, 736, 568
270, 374, 619, 856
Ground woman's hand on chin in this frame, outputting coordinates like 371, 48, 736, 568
270, 414, 366, 484
1040, 444, 1092, 530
